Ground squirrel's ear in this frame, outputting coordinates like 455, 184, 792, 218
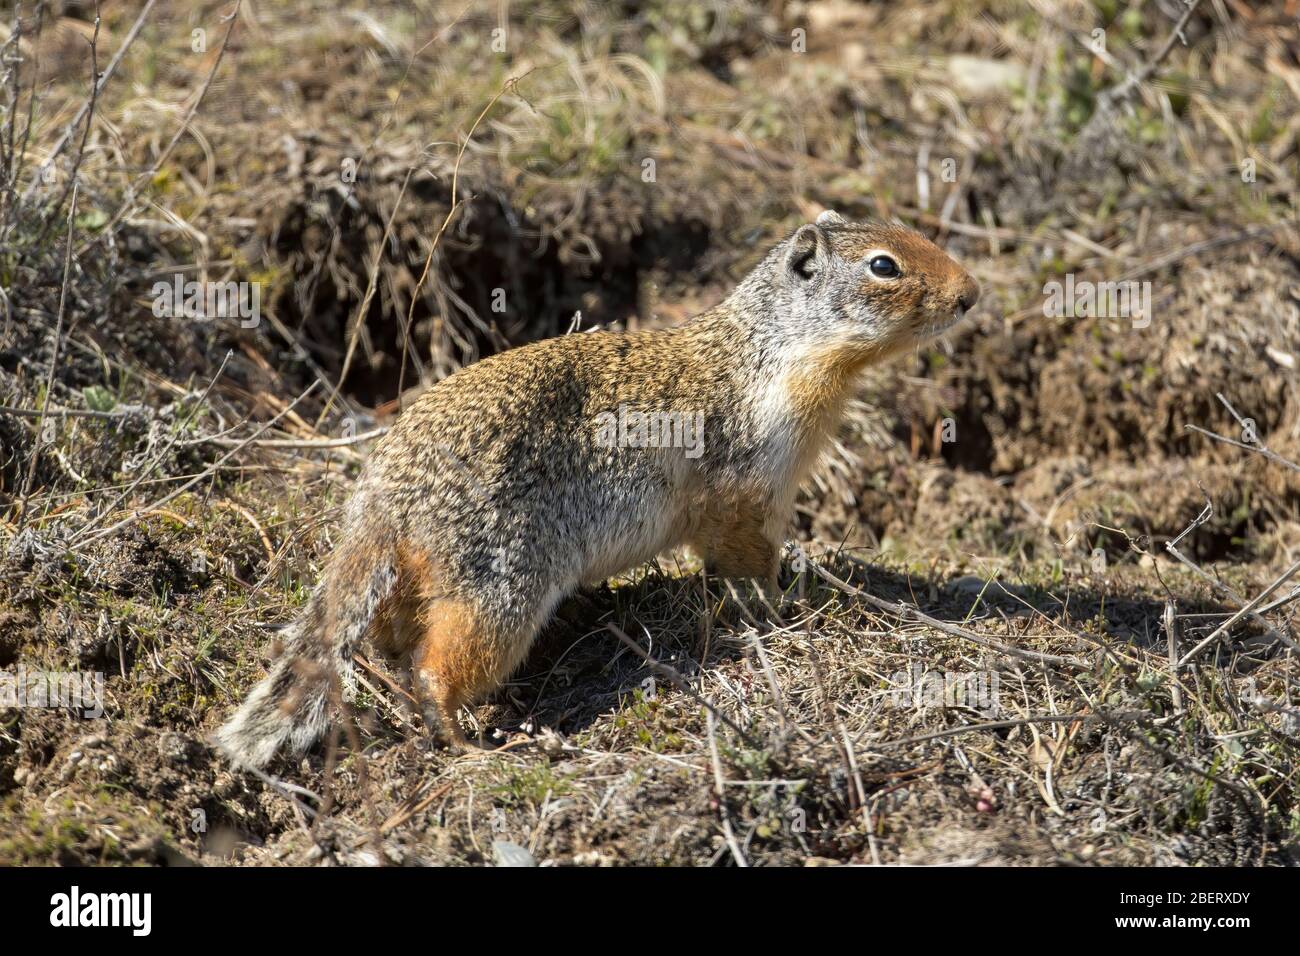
816, 209, 847, 227
785, 223, 828, 282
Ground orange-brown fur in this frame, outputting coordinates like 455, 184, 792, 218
690, 498, 778, 587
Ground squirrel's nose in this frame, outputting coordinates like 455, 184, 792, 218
958, 275, 980, 312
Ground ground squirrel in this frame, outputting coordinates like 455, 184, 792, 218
215, 210, 980, 768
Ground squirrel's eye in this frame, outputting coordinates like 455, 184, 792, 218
869, 256, 899, 279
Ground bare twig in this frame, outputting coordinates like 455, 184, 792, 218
1165, 499, 1300, 657
801, 623, 880, 862
17, 0, 156, 203
1185, 425, 1300, 473
1176, 558, 1300, 666
1163, 602, 1184, 710
17, 180, 77, 527
71, 352, 233, 542
240, 764, 321, 829
705, 709, 748, 867
1184, 392, 1300, 474
605, 623, 757, 747
76, 383, 319, 547
397, 70, 534, 408
0, 404, 138, 420
1096, 0, 1207, 109
875, 711, 1144, 749
192, 426, 388, 450
326, 165, 414, 418
80, 0, 240, 250
27, 4, 99, 253
807, 561, 1088, 669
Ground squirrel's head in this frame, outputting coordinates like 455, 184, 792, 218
764, 210, 980, 360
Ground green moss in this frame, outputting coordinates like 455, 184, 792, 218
492, 763, 574, 808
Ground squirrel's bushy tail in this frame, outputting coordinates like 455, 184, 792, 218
214, 535, 397, 769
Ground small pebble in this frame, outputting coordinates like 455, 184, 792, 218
493, 841, 537, 867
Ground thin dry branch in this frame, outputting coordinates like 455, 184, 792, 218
17, 0, 156, 204
16, 180, 77, 527
1096, 0, 1207, 109
807, 561, 1088, 669
1184, 392, 1300, 474
81, 0, 240, 250
396, 70, 536, 409
1176, 558, 1300, 666
194, 426, 388, 450
76, 382, 320, 547
605, 622, 757, 746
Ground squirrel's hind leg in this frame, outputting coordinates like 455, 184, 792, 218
408, 598, 539, 751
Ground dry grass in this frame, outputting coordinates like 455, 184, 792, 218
0, 0, 1298, 865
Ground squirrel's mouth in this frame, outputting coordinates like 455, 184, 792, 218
922, 305, 968, 338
